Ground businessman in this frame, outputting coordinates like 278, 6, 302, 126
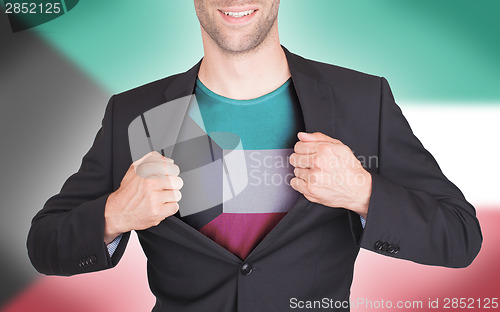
27, 0, 482, 311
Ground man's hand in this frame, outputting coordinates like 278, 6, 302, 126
104, 151, 183, 244
289, 132, 371, 219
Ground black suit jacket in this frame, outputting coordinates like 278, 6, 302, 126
27, 47, 482, 312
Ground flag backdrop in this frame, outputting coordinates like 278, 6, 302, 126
0, 0, 498, 311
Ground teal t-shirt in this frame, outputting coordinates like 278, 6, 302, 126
186, 77, 305, 259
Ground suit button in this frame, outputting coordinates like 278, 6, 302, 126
393, 245, 400, 254
374, 241, 383, 250
89, 256, 97, 265
381, 242, 389, 252
387, 244, 394, 254
79, 259, 87, 268
240, 263, 253, 276
84, 258, 90, 266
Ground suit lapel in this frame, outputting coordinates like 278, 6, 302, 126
283, 47, 336, 137
248, 48, 338, 257
163, 60, 201, 102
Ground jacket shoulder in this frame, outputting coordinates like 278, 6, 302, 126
291, 52, 382, 88
109, 72, 191, 124
114, 73, 182, 104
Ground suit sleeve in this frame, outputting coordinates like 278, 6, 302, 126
27, 95, 131, 276
357, 77, 482, 268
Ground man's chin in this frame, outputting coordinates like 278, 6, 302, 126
216, 36, 266, 55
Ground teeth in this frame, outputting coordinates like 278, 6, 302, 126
222, 10, 255, 18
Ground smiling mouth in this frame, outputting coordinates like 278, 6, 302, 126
219, 9, 257, 18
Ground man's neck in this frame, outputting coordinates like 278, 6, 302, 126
198, 29, 291, 100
